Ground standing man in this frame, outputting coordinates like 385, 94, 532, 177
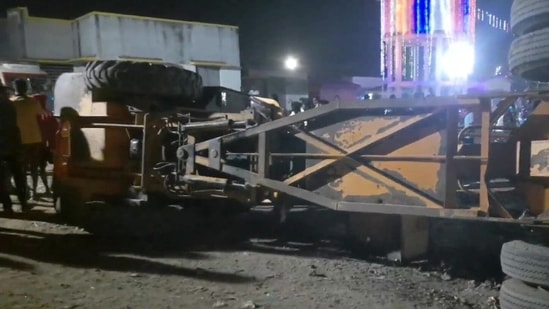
11, 79, 46, 200
32, 94, 57, 196
0, 85, 29, 214
289, 101, 303, 116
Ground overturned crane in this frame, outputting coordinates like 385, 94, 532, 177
52, 61, 549, 258
52, 61, 285, 220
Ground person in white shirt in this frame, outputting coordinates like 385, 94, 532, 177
464, 111, 475, 128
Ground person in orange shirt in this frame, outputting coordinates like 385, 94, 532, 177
11, 79, 46, 200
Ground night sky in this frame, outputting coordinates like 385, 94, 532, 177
0, 0, 512, 78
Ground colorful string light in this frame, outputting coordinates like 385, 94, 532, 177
380, 0, 508, 95
381, 0, 477, 92
382, 0, 476, 36
476, 8, 510, 32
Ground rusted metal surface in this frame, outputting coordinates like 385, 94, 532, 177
514, 100, 549, 216
53, 85, 265, 205
291, 108, 455, 208
444, 107, 459, 208
191, 99, 466, 210
478, 98, 491, 214
530, 140, 549, 177
184, 92, 549, 225
336, 202, 479, 217
53, 103, 135, 202
52, 88, 549, 226
512, 103, 549, 215
141, 113, 165, 192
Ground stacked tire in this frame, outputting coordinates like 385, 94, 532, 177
504, 4, 549, 303
499, 240, 549, 308
509, 0, 549, 82
83, 60, 203, 108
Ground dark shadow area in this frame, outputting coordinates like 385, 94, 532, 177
2, 202, 547, 285
343, 217, 548, 283
208, 208, 547, 284
0, 227, 255, 284
426, 218, 548, 282
228, 208, 352, 258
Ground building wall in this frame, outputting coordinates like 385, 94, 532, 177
220, 69, 241, 92
5, 9, 25, 59
72, 15, 98, 58
186, 25, 240, 66
0, 18, 8, 58
24, 18, 73, 59
84, 14, 240, 66
197, 66, 221, 87
2, 7, 242, 90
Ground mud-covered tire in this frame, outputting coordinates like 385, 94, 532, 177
511, 0, 549, 36
499, 278, 549, 309
509, 28, 549, 82
84, 60, 203, 100
501, 240, 549, 288
54, 72, 88, 115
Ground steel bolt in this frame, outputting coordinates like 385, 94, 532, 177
176, 148, 185, 159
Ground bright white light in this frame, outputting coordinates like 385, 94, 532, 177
284, 56, 299, 70
441, 41, 475, 80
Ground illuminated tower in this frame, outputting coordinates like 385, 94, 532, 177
381, 0, 477, 96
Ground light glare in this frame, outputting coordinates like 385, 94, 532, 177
442, 41, 475, 80
285, 56, 299, 70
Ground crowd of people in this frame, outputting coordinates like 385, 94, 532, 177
0, 79, 57, 216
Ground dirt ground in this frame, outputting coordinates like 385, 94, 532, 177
2, 193, 532, 309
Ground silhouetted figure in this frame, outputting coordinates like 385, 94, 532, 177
33, 94, 57, 196
0, 85, 29, 214
289, 101, 303, 116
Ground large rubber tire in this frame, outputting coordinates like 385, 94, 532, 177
54, 72, 88, 115
84, 60, 203, 100
499, 279, 549, 309
511, 0, 549, 36
509, 28, 549, 82
501, 240, 549, 288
